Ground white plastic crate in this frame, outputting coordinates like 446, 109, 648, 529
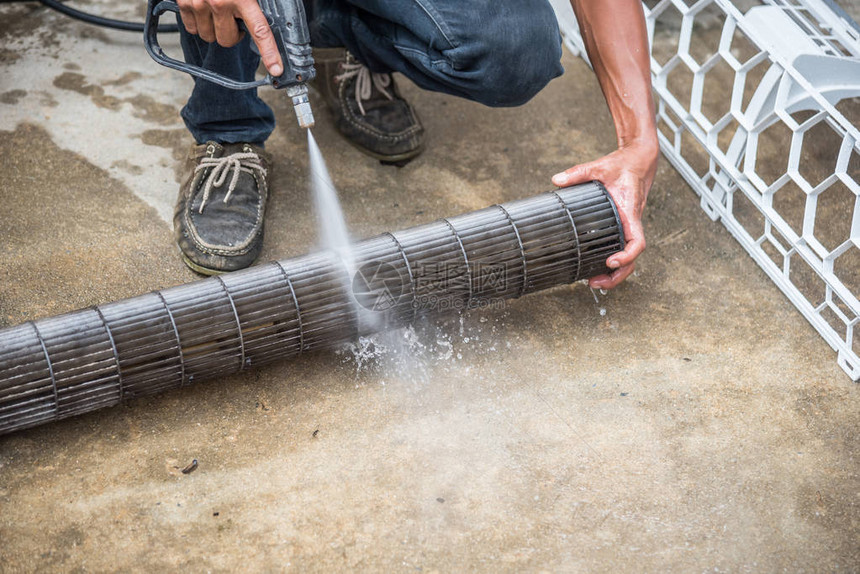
551, 0, 860, 380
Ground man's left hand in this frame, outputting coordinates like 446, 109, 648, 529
552, 140, 658, 289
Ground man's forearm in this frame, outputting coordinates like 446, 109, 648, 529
569, 0, 657, 151
552, 0, 658, 289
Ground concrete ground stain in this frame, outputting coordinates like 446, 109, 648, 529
0, 89, 27, 105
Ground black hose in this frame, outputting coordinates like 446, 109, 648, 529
1, 0, 179, 33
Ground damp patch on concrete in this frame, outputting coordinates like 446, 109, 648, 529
0, 1, 193, 223
0, 89, 27, 105
54, 71, 124, 111
0, 123, 193, 326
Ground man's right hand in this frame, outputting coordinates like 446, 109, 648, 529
176, 0, 284, 77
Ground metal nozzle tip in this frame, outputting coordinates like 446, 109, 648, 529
287, 83, 315, 129
295, 102, 315, 129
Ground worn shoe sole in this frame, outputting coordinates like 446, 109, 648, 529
180, 252, 228, 276
342, 136, 424, 165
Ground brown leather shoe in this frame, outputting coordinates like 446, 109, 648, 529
174, 142, 271, 275
312, 49, 424, 164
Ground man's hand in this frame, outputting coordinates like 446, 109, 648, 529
553, 140, 658, 289
567, 0, 658, 289
176, 0, 283, 76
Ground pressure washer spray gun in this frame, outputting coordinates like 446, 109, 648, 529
144, 0, 315, 129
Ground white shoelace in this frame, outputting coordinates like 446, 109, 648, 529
194, 152, 266, 214
335, 61, 394, 116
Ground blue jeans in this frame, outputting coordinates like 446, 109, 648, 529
179, 0, 564, 144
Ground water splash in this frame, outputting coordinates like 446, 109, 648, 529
336, 311, 511, 387
307, 130, 509, 380
590, 287, 607, 317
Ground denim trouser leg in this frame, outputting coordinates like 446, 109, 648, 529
178, 17, 275, 145
179, 1, 563, 142
309, 0, 564, 107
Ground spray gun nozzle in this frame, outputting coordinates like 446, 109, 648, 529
287, 83, 315, 129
